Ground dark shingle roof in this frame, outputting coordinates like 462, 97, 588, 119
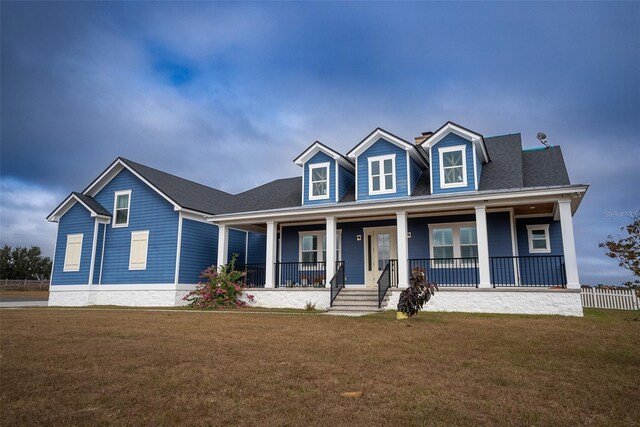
411, 171, 431, 196
219, 177, 302, 214
479, 134, 524, 190
120, 158, 237, 215
73, 192, 111, 216
522, 147, 570, 187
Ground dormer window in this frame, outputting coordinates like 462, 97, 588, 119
368, 154, 396, 195
309, 163, 330, 200
439, 145, 467, 188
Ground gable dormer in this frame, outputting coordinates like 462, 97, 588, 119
347, 128, 428, 201
294, 141, 355, 205
423, 122, 490, 195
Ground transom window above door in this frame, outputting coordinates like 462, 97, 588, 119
308, 163, 330, 200
368, 154, 396, 195
439, 145, 467, 188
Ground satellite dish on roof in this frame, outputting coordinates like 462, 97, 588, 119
536, 132, 551, 149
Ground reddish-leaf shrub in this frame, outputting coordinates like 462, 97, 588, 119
183, 256, 255, 309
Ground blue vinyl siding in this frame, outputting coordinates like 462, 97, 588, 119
303, 151, 336, 205
516, 218, 565, 286
409, 158, 422, 195
95, 169, 179, 284
356, 138, 408, 200
431, 134, 477, 194
228, 228, 247, 264
178, 219, 218, 284
92, 223, 106, 284
337, 164, 355, 202
246, 233, 266, 264
51, 203, 95, 285
487, 212, 514, 257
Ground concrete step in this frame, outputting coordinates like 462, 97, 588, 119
334, 294, 381, 301
332, 300, 381, 308
327, 305, 384, 313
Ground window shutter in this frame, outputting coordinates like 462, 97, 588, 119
63, 234, 83, 272
129, 231, 149, 270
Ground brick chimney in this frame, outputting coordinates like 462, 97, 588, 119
414, 131, 433, 145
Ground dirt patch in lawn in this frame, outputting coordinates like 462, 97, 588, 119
1, 309, 639, 426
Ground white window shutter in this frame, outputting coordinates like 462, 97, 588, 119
63, 234, 83, 272
129, 231, 149, 270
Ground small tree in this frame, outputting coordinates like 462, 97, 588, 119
599, 216, 640, 292
183, 255, 255, 309
397, 267, 438, 317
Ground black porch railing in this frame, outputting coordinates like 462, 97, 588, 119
490, 255, 566, 288
330, 261, 346, 307
275, 262, 326, 288
237, 264, 266, 288
408, 258, 479, 287
377, 259, 398, 308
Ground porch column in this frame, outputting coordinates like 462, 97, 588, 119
217, 224, 229, 270
396, 211, 409, 288
558, 199, 580, 288
265, 221, 278, 288
475, 205, 492, 288
325, 216, 336, 286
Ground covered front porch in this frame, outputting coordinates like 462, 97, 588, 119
211, 193, 582, 313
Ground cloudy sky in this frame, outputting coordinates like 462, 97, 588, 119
1, 2, 638, 284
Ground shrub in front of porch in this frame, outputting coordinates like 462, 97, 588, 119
397, 267, 438, 318
183, 255, 255, 309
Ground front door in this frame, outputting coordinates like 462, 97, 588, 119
364, 227, 397, 288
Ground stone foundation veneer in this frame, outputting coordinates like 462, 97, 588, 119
49, 286, 582, 316
386, 288, 583, 316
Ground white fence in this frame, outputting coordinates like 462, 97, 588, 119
581, 287, 639, 311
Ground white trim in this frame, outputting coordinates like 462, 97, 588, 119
558, 200, 580, 287
439, 145, 468, 189
475, 206, 491, 288
217, 224, 229, 268
174, 212, 183, 285
406, 151, 411, 196
47, 193, 112, 222
294, 141, 354, 171
265, 221, 278, 288
112, 190, 132, 228
181, 211, 211, 223
526, 224, 551, 254
83, 160, 181, 211
209, 185, 589, 224
98, 223, 106, 285
509, 208, 520, 287
128, 230, 149, 270
88, 219, 99, 285
368, 154, 396, 195
335, 159, 339, 203
424, 122, 489, 163
308, 162, 331, 201
347, 128, 413, 158
396, 212, 409, 288
50, 283, 177, 291
63, 234, 83, 272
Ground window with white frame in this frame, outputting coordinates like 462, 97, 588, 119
113, 190, 131, 227
308, 163, 330, 200
527, 224, 551, 253
298, 231, 342, 264
129, 230, 149, 270
63, 234, 83, 272
368, 154, 396, 195
429, 223, 478, 263
439, 145, 467, 188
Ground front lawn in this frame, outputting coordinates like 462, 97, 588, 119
1, 308, 638, 425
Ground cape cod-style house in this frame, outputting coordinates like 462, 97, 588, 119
47, 122, 588, 315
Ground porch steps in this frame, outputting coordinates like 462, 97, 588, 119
327, 289, 388, 316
